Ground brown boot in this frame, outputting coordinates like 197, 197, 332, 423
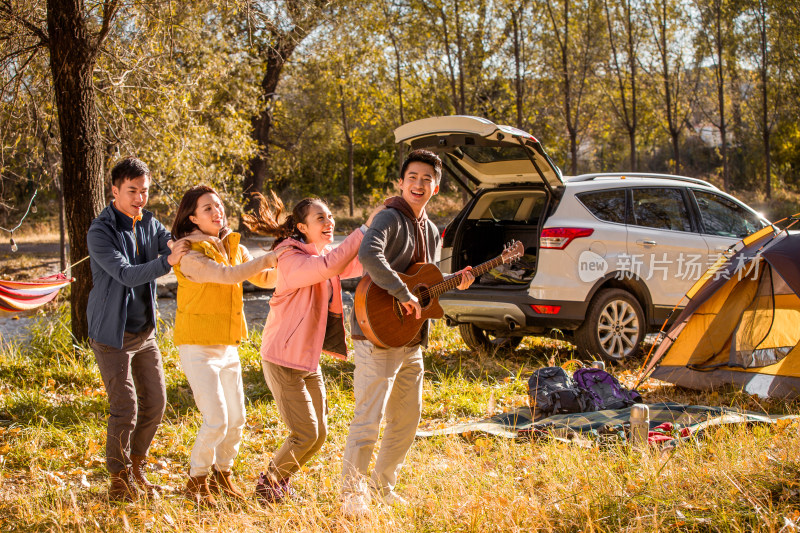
109, 469, 142, 502
186, 474, 218, 508
208, 465, 246, 500
130, 454, 167, 495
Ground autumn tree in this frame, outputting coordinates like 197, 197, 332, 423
540, 0, 606, 174
739, 0, 791, 198
0, 0, 120, 339
696, 0, 740, 190
603, 0, 642, 170
642, 0, 698, 174
239, 0, 329, 217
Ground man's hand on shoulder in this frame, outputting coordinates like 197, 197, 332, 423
400, 295, 422, 319
166, 239, 190, 266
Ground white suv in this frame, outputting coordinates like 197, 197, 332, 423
395, 116, 769, 360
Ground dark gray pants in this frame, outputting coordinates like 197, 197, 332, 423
90, 329, 166, 474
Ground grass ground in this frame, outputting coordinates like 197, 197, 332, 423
1, 306, 799, 532
1, 186, 799, 531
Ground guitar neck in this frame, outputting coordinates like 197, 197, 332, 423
428, 255, 507, 299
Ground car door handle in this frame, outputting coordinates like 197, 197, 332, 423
636, 240, 657, 246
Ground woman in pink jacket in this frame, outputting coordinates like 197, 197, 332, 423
243, 194, 380, 504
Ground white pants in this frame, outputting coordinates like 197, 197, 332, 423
179, 344, 246, 477
341, 340, 424, 496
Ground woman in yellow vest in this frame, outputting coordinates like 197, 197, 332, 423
171, 185, 279, 507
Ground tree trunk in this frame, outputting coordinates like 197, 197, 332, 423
626, 0, 637, 171
569, 128, 578, 175
455, 2, 465, 114
438, 7, 459, 113
241, 40, 298, 218
339, 85, 355, 216
512, 9, 523, 129
562, 2, 577, 175
390, 33, 405, 125
57, 174, 67, 272
758, 0, 771, 199
655, 0, 680, 174
713, 1, 729, 190
47, 0, 106, 341
671, 130, 681, 174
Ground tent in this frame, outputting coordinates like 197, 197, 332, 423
641, 217, 800, 399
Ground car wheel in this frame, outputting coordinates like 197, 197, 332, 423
458, 323, 523, 353
574, 288, 645, 362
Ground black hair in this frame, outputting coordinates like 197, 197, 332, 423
400, 149, 442, 183
171, 185, 228, 239
111, 157, 150, 188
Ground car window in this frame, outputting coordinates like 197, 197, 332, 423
630, 188, 692, 232
576, 189, 626, 224
692, 190, 765, 238
458, 145, 530, 164
485, 197, 523, 220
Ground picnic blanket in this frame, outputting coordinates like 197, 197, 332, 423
415, 402, 797, 443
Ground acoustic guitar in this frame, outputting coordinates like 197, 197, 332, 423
354, 241, 524, 348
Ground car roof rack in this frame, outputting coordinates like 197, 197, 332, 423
566, 172, 717, 189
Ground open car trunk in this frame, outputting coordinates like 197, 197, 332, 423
394, 116, 563, 288
447, 187, 549, 287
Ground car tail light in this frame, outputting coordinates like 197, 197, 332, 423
539, 227, 594, 249
531, 304, 561, 314
441, 227, 446, 240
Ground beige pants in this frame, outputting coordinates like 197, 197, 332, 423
262, 361, 327, 483
341, 340, 424, 496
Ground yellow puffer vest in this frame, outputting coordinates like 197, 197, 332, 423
173, 232, 248, 346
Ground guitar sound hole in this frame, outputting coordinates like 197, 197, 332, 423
414, 287, 431, 308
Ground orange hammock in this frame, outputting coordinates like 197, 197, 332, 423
0, 274, 73, 312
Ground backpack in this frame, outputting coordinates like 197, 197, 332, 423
572, 367, 643, 411
527, 367, 589, 419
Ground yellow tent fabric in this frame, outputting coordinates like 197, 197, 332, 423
646, 227, 800, 399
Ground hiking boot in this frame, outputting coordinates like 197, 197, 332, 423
280, 477, 303, 502
109, 469, 142, 502
186, 474, 218, 508
255, 472, 285, 505
130, 454, 167, 495
208, 465, 246, 500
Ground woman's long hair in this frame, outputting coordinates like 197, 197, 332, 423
171, 185, 228, 239
242, 192, 326, 250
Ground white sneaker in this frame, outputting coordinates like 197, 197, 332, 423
377, 491, 408, 507
342, 492, 369, 517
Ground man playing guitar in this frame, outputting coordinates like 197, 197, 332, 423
341, 149, 475, 515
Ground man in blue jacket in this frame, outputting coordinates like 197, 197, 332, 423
87, 157, 188, 501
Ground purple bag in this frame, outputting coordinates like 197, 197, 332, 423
572, 367, 642, 411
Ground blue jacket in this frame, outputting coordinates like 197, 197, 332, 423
87, 205, 172, 349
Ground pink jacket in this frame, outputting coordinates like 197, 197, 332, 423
260, 228, 364, 372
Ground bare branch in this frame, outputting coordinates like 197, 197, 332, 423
95, 0, 120, 49
0, 1, 48, 45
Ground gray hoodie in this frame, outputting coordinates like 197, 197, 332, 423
350, 208, 440, 345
